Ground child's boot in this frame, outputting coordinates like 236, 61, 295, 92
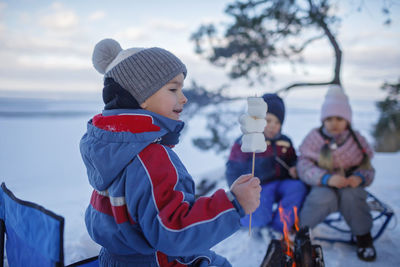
356, 232, 376, 262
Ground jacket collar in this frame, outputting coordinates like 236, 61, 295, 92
96, 109, 184, 146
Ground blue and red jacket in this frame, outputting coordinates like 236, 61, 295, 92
226, 134, 297, 187
80, 109, 244, 267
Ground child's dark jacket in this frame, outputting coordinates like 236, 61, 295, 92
226, 134, 297, 186
80, 109, 243, 266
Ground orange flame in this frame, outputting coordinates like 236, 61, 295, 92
278, 205, 293, 257
293, 206, 299, 232
279, 205, 300, 267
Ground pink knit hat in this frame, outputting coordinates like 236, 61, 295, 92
320, 84, 352, 123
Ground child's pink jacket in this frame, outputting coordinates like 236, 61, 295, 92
297, 128, 375, 186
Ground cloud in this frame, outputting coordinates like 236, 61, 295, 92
17, 54, 90, 70
149, 19, 187, 32
0, 2, 92, 58
114, 27, 149, 42
38, 2, 79, 31
0, 77, 99, 93
345, 45, 400, 69
113, 19, 188, 44
0, 32, 90, 57
0, 58, 99, 92
0, 1, 6, 12
88, 10, 105, 21
0, 2, 6, 32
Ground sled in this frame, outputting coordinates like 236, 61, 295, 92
196, 175, 395, 245
314, 191, 395, 244
0, 182, 98, 267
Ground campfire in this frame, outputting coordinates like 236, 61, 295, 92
260, 206, 325, 267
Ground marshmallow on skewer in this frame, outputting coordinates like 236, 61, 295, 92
239, 114, 266, 134
241, 133, 267, 153
247, 97, 268, 118
239, 96, 268, 236
240, 97, 268, 153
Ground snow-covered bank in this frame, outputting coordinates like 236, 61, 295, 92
0, 96, 399, 266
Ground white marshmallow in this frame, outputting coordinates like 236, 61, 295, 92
247, 97, 268, 118
239, 114, 266, 134
241, 133, 267, 153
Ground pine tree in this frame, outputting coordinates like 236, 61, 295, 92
373, 79, 400, 152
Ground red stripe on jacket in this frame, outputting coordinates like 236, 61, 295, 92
139, 144, 234, 231
93, 113, 160, 133
156, 251, 188, 267
90, 190, 135, 225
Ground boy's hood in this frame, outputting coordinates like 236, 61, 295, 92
80, 109, 184, 191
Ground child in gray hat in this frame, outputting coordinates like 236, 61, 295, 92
80, 38, 261, 267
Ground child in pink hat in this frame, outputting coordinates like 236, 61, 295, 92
297, 84, 376, 262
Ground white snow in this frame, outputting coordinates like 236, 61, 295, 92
0, 95, 399, 266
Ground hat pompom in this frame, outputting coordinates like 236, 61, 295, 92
92, 39, 122, 74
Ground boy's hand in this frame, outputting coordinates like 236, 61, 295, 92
327, 174, 348, 188
289, 166, 298, 178
230, 174, 261, 214
347, 175, 362, 188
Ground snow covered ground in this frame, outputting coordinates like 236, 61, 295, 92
0, 95, 399, 266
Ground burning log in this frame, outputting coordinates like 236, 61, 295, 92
260, 226, 325, 267
294, 226, 324, 267
260, 239, 294, 267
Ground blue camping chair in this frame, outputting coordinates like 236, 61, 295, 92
315, 191, 395, 244
0, 182, 98, 267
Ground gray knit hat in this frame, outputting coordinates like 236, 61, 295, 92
92, 38, 187, 104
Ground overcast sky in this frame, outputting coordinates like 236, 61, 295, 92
0, 0, 399, 101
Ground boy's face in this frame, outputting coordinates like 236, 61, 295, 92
264, 113, 281, 139
140, 73, 187, 120
323, 116, 348, 135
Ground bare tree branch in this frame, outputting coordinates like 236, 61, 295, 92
275, 81, 336, 94
308, 0, 342, 85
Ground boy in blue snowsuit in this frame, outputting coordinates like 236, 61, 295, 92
80, 38, 261, 267
226, 94, 307, 233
